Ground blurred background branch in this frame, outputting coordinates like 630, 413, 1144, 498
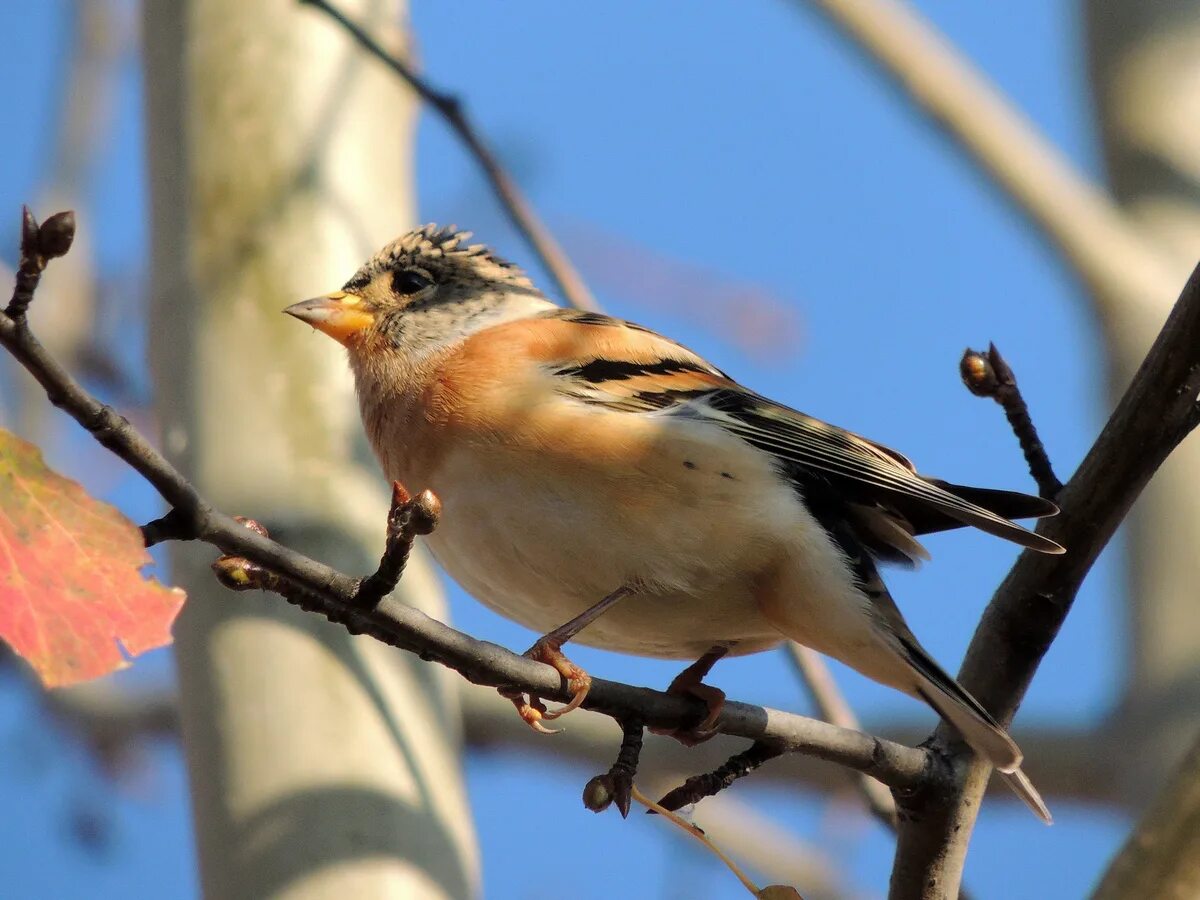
795, 0, 1179, 317
300, 0, 597, 312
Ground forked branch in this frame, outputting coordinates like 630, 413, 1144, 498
890, 262, 1200, 898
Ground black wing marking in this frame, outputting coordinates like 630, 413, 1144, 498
690, 389, 1062, 554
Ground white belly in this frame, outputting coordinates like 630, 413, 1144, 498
415, 424, 848, 660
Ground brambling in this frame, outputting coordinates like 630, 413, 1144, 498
285, 225, 1063, 822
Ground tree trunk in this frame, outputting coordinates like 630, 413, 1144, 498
1092, 733, 1200, 900
1084, 0, 1200, 802
141, 2, 479, 897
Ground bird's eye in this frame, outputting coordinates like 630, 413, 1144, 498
392, 269, 433, 295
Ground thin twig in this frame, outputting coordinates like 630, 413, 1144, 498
633, 785, 773, 899
33, 669, 1126, 810
582, 717, 645, 819
960, 344, 1062, 498
298, 0, 598, 312
354, 482, 440, 608
0, 212, 931, 790
6, 208, 75, 320
459, 689, 1127, 807
655, 741, 784, 813
786, 642, 899, 828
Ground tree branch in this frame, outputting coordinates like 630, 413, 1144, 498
889, 260, 1200, 899
353, 482, 440, 608
655, 741, 784, 813
1090, 728, 1200, 900
0, 216, 929, 795
298, 0, 598, 312
793, 0, 1180, 315
787, 642, 898, 828
26, 665, 1133, 810
582, 716, 645, 819
960, 344, 1062, 498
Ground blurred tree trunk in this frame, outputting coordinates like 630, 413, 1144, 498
1092, 733, 1200, 900
1085, 0, 1200, 801
141, 2, 479, 897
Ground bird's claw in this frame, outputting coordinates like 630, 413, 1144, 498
650, 660, 727, 746
499, 687, 562, 734
499, 637, 592, 733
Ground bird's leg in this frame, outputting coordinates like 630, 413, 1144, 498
500, 585, 635, 734
652, 644, 730, 746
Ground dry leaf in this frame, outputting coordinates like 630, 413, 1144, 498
0, 429, 184, 687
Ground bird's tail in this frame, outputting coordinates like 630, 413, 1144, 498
899, 635, 1052, 824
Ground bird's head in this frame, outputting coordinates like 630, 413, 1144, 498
284, 225, 549, 351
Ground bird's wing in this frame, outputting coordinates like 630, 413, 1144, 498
537, 309, 1062, 556
530, 307, 734, 403
693, 389, 1062, 553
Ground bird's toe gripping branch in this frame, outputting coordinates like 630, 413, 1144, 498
499, 637, 593, 735
649, 645, 730, 747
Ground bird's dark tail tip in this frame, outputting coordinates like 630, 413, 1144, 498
903, 638, 1052, 823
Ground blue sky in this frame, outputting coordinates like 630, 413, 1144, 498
0, 2, 1130, 898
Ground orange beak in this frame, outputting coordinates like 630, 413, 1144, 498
284, 291, 375, 346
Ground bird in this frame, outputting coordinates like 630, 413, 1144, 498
285, 224, 1063, 822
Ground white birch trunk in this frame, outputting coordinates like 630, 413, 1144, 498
1085, 0, 1200, 801
141, 2, 479, 896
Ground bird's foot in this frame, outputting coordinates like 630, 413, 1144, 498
500, 637, 592, 734
656, 680, 726, 746
651, 646, 729, 746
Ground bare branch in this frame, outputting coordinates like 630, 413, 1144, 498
354, 482, 441, 608
298, 0, 598, 312
793, 0, 1180, 315
787, 642, 898, 828
464, 693, 1129, 806
582, 717, 644, 819
890, 260, 1200, 899
960, 344, 1062, 498
656, 741, 784, 813
141, 507, 196, 548
32, 670, 1131, 810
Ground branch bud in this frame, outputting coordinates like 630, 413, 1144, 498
38, 211, 77, 259
411, 489, 441, 535
960, 348, 999, 397
582, 774, 616, 813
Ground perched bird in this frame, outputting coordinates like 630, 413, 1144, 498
285, 225, 1063, 822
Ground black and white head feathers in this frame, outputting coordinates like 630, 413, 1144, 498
343, 225, 533, 295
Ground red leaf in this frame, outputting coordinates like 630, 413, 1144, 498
0, 429, 185, 687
